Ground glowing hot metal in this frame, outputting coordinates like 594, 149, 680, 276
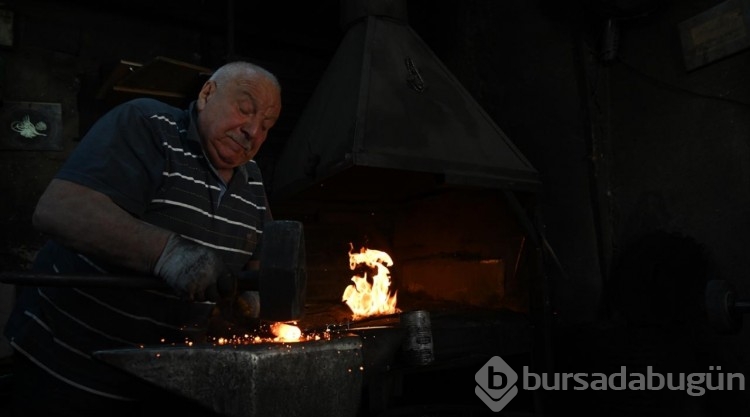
270, 322, 303, 342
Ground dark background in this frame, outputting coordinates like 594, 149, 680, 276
0, 0, 749, 415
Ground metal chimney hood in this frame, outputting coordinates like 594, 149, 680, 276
271, 0, 540, 203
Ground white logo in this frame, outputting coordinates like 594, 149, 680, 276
11, 114, 48, 139
475, 355, 518, 412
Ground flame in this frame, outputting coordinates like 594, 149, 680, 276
341, 244, 399, 319
270, 322, 302, 343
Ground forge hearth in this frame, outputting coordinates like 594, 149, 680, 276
265, 0, 544, 345
275, 187, 539, 316
269, 174, 547, 415
257, 0, 550, 414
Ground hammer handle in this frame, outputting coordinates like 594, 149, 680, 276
0, 271, 259, 291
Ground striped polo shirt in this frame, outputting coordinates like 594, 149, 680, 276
5, 98, 272, 400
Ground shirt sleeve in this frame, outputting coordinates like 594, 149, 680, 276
55, 99, 167, 217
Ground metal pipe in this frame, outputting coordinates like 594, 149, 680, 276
734, 299, 750, 314
226, 0, 235, 60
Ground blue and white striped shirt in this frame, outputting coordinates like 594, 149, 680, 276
5, 98, 272, 400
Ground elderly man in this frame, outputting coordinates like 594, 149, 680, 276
5, 61, 281, 416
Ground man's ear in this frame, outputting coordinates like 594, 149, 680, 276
197, 80, 216, 110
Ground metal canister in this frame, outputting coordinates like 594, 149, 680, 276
399, 310, 434, 366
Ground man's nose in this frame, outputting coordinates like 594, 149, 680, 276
241, 117, 264, 142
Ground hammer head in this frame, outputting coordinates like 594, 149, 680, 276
257, 220, 307, 322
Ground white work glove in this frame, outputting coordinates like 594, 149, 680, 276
153, 234, 237, 302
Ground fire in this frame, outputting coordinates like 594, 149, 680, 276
341, 244, 399, 319
270, 322, 302, 343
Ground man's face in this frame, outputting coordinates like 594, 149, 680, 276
196, 73, 281, 171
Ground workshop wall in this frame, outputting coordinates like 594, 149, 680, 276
0, 0, 223, 358
412, 0, 750, 326
409, 0, 603, 323
0, 1, 220, 271
412, 0, 750, 415
603, 4, 750, 414
606, 0, 750, 312
410, 1, 750, 413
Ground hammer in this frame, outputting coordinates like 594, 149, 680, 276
0, 220, 307, 322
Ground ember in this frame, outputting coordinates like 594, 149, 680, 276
203, 324, 328, 346
270, 322, 302, 342
341, 244, 400, 319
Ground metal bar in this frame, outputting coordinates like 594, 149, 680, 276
0, 272, 165, 289
0, 271, 259, 291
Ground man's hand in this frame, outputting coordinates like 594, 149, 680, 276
208, 291, 262, 337
154, 234, 237, 301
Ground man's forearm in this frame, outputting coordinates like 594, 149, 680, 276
33, 179, 171, 274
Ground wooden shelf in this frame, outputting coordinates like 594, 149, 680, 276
97, 56, 212, 107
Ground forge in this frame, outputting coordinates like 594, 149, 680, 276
259, 0, 549, 414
